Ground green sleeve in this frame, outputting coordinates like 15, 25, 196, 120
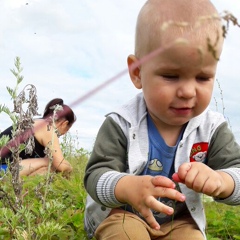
207, 122, 240, 169
84, 116, 128, 202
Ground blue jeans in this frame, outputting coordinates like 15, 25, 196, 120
0, 164, 8, 171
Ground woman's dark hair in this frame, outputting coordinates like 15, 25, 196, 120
43, 98, 76, 126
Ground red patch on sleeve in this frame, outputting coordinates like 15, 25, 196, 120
190, 142, 209, 162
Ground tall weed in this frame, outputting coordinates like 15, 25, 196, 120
0, 57, 89, 239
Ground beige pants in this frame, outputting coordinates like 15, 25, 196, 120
95, 210, 204, 240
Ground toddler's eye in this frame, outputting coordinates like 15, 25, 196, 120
197, 76, 210, 81
161, 75, 178, 80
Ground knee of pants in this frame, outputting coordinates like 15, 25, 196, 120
95, 213, 151, 240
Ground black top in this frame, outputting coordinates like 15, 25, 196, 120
0, 125, 45, 164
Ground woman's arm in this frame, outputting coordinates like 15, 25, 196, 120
50, 136, 73, 173
35, 121, 73, 173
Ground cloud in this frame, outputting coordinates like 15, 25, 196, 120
1, 0, 240, 150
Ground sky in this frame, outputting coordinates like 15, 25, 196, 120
0, 0, 240, 151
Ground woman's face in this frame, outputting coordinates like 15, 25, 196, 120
56, 120, 72, 136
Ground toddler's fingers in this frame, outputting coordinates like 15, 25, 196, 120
151, 175, 176, 188
151, 176, 186, 201
153, 186, 185, 202
175, 162, 192, 182
140, 205, 160, 230
172, 173, 182, 183
145, 195, 175, 216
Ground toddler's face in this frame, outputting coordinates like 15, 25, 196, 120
136, 40, 220, 130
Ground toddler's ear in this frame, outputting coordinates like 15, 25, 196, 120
127, 54, 142, 89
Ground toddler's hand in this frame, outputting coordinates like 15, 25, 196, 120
115, 175, 185, 230
172, 162, 233, 198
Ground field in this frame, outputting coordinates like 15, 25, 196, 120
1, 141, 240, 239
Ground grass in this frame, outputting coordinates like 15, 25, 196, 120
1, 137, 240, 239
0, 146, 89, 240
205, 201, 240, 239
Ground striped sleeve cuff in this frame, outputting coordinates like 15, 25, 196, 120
96, 171, 129, 207
215, 168, 240, 205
